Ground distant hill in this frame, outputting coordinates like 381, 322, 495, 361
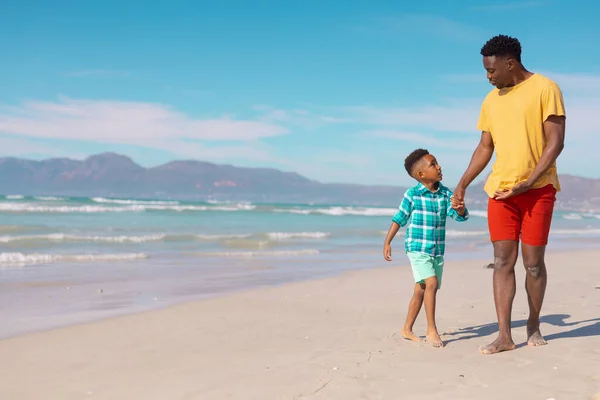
0, 153, 598, 210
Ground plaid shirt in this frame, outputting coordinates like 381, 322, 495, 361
392, 182, 469, 256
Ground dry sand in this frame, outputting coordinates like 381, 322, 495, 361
1, 249, 599, 400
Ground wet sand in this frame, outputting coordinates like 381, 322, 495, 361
1, 250, 599, 399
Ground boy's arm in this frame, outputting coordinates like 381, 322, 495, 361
383, 191, 413, 261
383, 222, 400, 261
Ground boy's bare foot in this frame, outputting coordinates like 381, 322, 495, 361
426, 331, 444, 348
401, 329, 423, 343
479, 337, 516, 355
527, 325, 547, 347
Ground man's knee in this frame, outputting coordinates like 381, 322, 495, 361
523, 257, 545, 278
493, 256, 516, 271
492, 241, 518, 271
522, 244, 547, 278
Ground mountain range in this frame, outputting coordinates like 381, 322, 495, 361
1, 152, 598, 210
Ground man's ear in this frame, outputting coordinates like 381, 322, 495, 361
507, 57, 515, 71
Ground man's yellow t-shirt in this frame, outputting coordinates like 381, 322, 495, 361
477, 73, 566, 198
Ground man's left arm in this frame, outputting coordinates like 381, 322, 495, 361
526, 81, 566, 186
525, 114, 565, 186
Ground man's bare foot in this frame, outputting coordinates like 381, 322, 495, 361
401, 329, 423, 343
426, 331, 444, 348
479, 337, 516, 355
527, 326, 547, 347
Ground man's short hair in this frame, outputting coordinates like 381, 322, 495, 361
480, 34, 522, 63
404, 148, 429, 177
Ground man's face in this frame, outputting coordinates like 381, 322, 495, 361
483, 55, 513, 89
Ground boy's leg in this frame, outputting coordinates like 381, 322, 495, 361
401, 283, 425, 342
406, 252, 442, 347
423, 275, 443, 347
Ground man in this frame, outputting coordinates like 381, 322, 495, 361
452, 35, 566, 355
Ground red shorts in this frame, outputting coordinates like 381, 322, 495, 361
487, 184, 557, 246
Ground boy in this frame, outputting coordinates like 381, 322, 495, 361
383, 149, 468, 348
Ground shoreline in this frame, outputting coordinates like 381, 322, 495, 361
2, 248, 599, 399
0, 242, 593, 340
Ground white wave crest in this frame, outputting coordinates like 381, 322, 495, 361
0, 252, 148, 266
563, 213, 583, 220
195, 233, 253, 240
198, 249, 320, 257
5, 195, 24, 200
0, 233, 166, 243
275, 207, 398, 217
91, 197, 179, 205
445, 230, 488, 237
0, 202, 256, 213
467, 210, 488, 218
551, 228, 600, 235
34, 196, 67, 201
266, 232, 331, 240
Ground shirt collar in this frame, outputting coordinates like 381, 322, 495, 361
416, 182, 445, 195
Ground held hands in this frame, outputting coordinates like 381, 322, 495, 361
383, 243, 392, 261
450, 195, 465, 216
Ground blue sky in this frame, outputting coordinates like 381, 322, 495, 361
1, 0, 598, 186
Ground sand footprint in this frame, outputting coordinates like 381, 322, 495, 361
457, 373, 489, 389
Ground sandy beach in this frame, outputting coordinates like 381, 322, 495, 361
1, 249, 599, 400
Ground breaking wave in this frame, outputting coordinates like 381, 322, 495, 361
0, 252, 148, 266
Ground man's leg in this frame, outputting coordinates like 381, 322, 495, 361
480, 240, 519, 354
520, 185, 556, 347
521, 244, 548, 346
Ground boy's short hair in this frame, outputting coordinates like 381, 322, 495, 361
404, 148, 429, 177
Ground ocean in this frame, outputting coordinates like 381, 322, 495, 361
2, 194, 600, 338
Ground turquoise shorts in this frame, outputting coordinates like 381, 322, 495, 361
406, 251, 444, 288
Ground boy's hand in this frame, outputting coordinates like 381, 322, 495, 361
450, 196, 465, 216
383, 243, 392, 261
454, 204, 465, 216
450, 195, 463, 208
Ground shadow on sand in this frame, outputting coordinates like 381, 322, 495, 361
443, 313, 600, 345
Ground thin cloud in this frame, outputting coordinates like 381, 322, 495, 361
470, 1, 546, 11
0, 136, 62, 157
381, 14, 487, 42
345, 100, 482, 134
0, 98, 288, 145
254, 105, 351, 128
64, 69, 132, 77
368, 130, 477, 150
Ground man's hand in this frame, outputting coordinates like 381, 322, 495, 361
493, 180, 532, 200
452, 186, 466, 207
383, 243, 392, 261
450, 197, 466, 216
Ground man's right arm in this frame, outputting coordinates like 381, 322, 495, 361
455, 131, 495, 200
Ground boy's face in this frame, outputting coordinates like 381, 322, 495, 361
416, 154, 442, 183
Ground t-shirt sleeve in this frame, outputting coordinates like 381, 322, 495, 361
542, 82, 566, 121
476, 98, 492, 132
